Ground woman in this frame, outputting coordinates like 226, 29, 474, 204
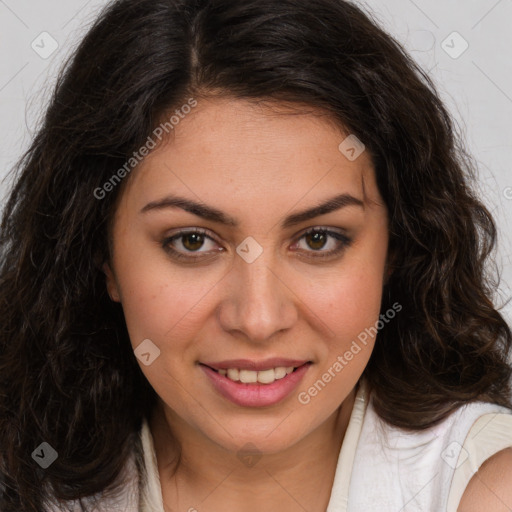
1, 0, 511, 510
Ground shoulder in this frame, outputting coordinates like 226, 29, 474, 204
458, 447, 512, 512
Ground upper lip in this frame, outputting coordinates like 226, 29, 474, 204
201, 358, 311, 371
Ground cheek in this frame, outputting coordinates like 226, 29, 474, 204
112, 236, 213, 348
120, 275, 217, 350
312, 256, 385, 338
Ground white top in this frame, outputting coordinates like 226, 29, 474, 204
46, 379, 512, 511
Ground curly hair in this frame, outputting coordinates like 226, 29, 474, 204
1, 0, 511, 509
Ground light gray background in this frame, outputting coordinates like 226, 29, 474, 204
1, 0, 511, 323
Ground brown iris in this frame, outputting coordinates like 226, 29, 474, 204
305, 231, 327, 251
182, 233, 205, 251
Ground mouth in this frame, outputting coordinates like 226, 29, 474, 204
199, 361, 312, 407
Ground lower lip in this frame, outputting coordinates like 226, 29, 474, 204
200, 363, 311, 407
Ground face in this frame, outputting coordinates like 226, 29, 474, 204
105, 97, 390, 455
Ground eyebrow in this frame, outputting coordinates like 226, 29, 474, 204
140, 193, 364, 229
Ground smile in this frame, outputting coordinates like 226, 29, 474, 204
199, 362, 312, 407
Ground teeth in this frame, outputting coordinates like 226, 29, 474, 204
216, 366, 296, 384
240, 369, 258, 383
274, 367, 287, 379
256, 369, 277, 384
227, 368, 239, 380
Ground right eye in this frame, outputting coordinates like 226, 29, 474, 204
161, 228, 224, 262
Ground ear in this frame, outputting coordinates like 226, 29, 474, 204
102, 262, 121, 302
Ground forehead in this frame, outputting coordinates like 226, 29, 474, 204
120, 97, 381, 213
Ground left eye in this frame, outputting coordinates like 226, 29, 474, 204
162, 227, 352, 261
293, 228, 350, 254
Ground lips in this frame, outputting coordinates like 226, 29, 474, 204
200, 361, 312, 407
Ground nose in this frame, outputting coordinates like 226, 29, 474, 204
217, 249, 298, 343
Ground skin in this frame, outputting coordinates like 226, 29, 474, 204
458, 448, 512, 511
104, 97, 391, 511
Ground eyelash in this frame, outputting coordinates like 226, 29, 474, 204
161, 227, 353, 263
